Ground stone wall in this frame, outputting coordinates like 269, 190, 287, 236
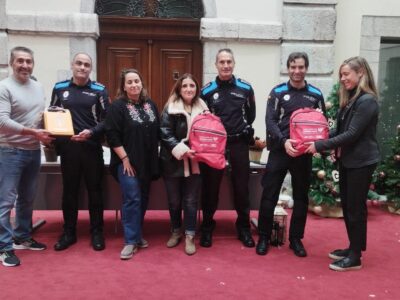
0, 0, 7, 80
281, 0, 337, 96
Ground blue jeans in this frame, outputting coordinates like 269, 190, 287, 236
164, 175, 201, 235
0, 147, 41, 251
117, 164, 144, 245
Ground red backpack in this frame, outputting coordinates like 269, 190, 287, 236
290, 108, 329, 154
189, 111, 227, 169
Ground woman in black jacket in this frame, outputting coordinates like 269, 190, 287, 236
160, 74, 208, 255
105, 69, 160, 260
306, 56, 380, 271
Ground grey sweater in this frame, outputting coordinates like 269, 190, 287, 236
0, 75, 45, 150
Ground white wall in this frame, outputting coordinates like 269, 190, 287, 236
6, 0, 81, 12
227, 42, 281, 138
335, 0, 400, 73
215, 0, 282, 22
8, 35, 71, 102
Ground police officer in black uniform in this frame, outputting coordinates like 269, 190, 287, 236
200, 48, 256, 248
51, 53, 109, 251
256, 52, 325, 256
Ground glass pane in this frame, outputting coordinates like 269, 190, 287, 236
156, 0, 203, 18
95, 0, 145, 17
377, 42, 400, 157
95, 0, 203, 18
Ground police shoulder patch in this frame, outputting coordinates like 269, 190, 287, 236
201, 81, 217, 96
90, 81, 105, 91
235, 78, 251, 91
273, 83, 288, 94
307, 84, 322, 96
54, 80, 70, 90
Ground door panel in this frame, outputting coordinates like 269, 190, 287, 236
97, 17, 202, 110
151, 41, 202, 109
98, 40, 149, 100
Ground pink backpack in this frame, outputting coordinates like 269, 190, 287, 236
189, 111, 227, 169
290, 108, 328, 154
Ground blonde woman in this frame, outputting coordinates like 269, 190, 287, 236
306, 57, 380, 271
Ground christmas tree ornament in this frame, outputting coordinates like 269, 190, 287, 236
397, 124, 400, 133
325, 101, 332, 110
332, 170, 339, 182
394, 154, 400, 161
317, 170, 326, 179
379, 171, 386, 178
328, 118, 335, 129
313, 206, 322, 214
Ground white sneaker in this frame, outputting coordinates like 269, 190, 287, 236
120, 244, 138, 260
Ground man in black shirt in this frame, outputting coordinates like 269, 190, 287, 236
51, 53, 109, 251
200, 48, 256, 248
256, 52, 325, 257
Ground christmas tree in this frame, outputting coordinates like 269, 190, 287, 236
309, 83, 341, 207
375, 125, 400, 209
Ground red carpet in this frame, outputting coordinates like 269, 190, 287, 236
1, 208, 399, 300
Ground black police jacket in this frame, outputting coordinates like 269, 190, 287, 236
266, 81, 325, 151
201, 75, 255, 137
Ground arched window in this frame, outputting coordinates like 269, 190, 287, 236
95, 0, 203, 19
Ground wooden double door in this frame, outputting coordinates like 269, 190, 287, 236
97, 17, 203, 110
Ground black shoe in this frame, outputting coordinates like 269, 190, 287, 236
329, 248, 350, 260
54, 234, 77, 251
256, 236, 269, 255
238, 230, 255, 248
329, 256, 362, 271
289, 239, 307, 257
200, 232, 212, 248
91, 232, 105, 251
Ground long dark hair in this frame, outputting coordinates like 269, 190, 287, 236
116, 68, 149, 104
164, 73, 201, 109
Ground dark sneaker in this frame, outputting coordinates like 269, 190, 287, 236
329, 248, 350, 260
13, 238, 47, 251
138, 238, 149, 248
329, 256, 362, 271
329, 248, 362, 260
0, 250, 21, 267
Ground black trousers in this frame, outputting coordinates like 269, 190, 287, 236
58, 141, 104, 235
201, 139, 251, 233
258, 150, 312, 240
339, 163, 376, 256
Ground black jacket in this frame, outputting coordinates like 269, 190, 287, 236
105, 97, 160, 181
160, 98, 208, 177
266, 81, 325, 151
201, 75, 255, 136
315, 93, 380, 168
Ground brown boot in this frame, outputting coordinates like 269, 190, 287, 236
166, 230, 182, 248
185, 235, 196, 255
